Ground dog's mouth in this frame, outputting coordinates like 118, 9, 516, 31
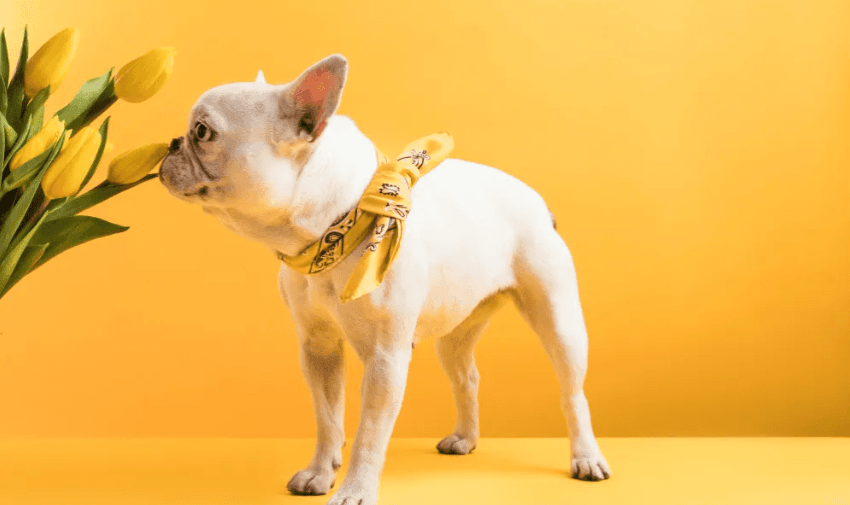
182, 186, 209, 199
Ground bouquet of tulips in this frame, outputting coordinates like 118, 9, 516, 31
0, 27, 175, 300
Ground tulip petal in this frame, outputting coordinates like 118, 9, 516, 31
41, 126, 100, 199
107, 142, 169, 184
78, 117, 110, 190
114, 47, 176, 103
24, 27, 79, 98
9, 115, 64, 171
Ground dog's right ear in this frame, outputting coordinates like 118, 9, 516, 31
281, 54, 348, 142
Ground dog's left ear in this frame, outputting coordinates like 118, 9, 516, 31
282, 54, 348, 142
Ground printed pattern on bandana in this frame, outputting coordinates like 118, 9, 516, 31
274, 207, 375, 274
277, 132, 454, 302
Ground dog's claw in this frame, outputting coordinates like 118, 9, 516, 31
570, 454, 612, 481
287, 466, 336, 495
436, 434, 477, 455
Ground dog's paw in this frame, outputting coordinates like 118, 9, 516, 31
325, 483, 378, 505
436, 434, 477, 455
570, 452, 612, 481
287, 466, 336, 495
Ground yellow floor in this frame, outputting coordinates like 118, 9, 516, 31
0, 438, 848, 504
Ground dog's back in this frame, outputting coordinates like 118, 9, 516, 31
402, 158, 570, 340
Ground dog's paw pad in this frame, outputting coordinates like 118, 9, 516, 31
570, 453, 612, 481
286, 467, 336, 495
437, 434, 477, 455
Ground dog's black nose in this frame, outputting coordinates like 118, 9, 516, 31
169, 137, 182, 153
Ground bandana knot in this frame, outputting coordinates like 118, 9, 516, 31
278, 132, 454, 302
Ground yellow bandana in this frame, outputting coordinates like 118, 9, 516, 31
277, 132, 454, 302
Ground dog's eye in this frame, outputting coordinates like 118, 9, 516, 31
194, 121, 214, 142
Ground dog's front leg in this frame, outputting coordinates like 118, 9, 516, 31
287, 336, 346, 496
326, 334, 413, 505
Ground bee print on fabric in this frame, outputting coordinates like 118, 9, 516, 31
398, 149, 430, 169
365, 218, 396, 252
384, 202, 409, 219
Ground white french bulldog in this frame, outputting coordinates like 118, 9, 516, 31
160, 54, 611, 505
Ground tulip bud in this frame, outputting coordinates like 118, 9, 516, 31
10, 116, 66, 171
107, 143, 169, 184
114, 47, 176, 103
41, 126, 101, 199
25, 27, 80, 98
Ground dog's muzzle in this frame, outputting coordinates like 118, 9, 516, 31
159, 137, 192, 191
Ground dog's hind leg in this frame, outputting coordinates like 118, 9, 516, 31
511, 230, 612, 481
434, 292, 509, 455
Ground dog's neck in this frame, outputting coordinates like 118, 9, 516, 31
208, 116, 379, 258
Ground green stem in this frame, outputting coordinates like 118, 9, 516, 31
25, 198, 49, 229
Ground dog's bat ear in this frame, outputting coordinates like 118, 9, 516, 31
283, 54, 348, 142
254, 70, 266, 84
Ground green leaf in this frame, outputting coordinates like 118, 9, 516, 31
0, 113, 4, 169
1, 112, 16, 151
0, 28, 9, 87
2, 114, 30, 171
0, 72, 7, 117
30, 103, 44, 135
78, 117, 110, 190
2, 144, 52, 191
0, 212, 45, 296
2, 133, 64, 192
0, 132, 59, 258
28, 215, 128, 271
0, 243, 47, 298
5, 27, 28, 131
56, 68, 113, 131
22, 86, 48, 133
46, 173, 157, 222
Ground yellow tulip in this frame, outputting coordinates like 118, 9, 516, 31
10, 116, 66, 171
41, 126, 101, 199
107, 143, 169, 184
24, 27, 80, 98
114, 47, 176, 103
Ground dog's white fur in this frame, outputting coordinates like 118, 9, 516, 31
160, 55, 611, 505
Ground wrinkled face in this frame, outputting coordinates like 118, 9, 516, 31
160, 83, 307, 212
159, 56, 347, 216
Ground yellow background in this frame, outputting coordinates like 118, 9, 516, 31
0, 0, 847, 438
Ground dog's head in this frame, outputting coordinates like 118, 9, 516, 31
159, 54, 348, 213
